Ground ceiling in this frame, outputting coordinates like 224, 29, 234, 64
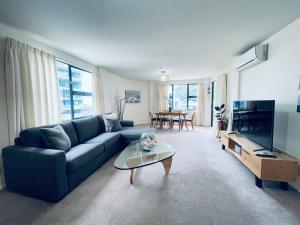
0, 0, 300, 80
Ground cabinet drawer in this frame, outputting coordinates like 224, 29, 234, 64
241, 150, 261, 177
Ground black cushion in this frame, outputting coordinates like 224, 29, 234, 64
172, 117, 183, 122
160, 117, 170, 122
19, 123, 78, 148
60, 122, 79, 147
96, 115, 106, 133
19, 125, 55, 148
72, 116, 102, 143
106, 119, 122, 132
66, 143, 105, 174
40, 125, 71, 151
85, 132, 121, 149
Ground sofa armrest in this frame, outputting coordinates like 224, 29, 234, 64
120, 120, 134, 127
2, 145, 68, 202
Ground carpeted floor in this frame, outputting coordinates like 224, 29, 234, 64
1, 126, 300, 225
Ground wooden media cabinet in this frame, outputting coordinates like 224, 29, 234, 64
220, 131, 298, 189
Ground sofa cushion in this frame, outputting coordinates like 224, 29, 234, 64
96, 115, 106, 133
119, 127, 156, 141
106, 118, 122, 132
103, 113, 118, 132
60, 122, 79, 147
72, 116, 102, 143
19, 125, 55, 148
85, 132, 121, 149
40, 125, 71, 151
66, 143, 105, 174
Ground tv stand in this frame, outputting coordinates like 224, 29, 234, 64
220, 131, 298, 189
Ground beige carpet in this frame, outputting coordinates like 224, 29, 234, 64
0, 126, 300, 225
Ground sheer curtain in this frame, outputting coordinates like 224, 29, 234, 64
92, 67, 105, 114
216, 73, 227, 109
5, 38, 60, 144
154, 81, 168, 112
196, 82, 206, 126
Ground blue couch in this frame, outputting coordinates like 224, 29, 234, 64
2, 115, 154, 202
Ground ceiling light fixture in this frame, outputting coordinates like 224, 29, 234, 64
158, 70, 169, 82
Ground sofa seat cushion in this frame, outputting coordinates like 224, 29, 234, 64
119, 127, 156, 141
85, 132, 121, 149
66, 143, 105, 174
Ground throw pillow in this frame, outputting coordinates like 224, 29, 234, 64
103, 113, 118, 131
40, 125, 71, 151
106, 118, 122, 132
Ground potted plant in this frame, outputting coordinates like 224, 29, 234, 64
215, 104, 228, 131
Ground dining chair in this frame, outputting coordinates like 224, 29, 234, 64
158, 112, 171, 129
149, 112, 158, 127
170, 112, 182, 131
182, 111, 196, 131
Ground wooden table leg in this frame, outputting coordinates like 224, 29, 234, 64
130, 169, 136, 184
184, 120, 188, 131
161, 157, 173, 175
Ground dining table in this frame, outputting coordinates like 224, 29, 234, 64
154, 111, 188, 130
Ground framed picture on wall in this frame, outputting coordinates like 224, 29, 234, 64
297, 96, 300, 113
125, 90, 141, 103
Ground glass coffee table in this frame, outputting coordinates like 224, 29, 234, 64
114, 141, 175, 184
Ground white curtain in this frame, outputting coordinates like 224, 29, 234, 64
154, 81, 168, 112
196, 82, 206, 126
5, 38, 60, 144
216, 73, 227, 109
92, 67, 105, 114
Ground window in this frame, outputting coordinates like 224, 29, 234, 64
168, 84, 198, 110
57, 61, 93, 121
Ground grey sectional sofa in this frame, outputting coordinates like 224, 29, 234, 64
2, 115, 154, 202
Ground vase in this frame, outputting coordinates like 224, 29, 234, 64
140, 132, 158, 151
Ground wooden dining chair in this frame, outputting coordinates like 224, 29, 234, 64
182, 112, 196, 131
158, 112, 171, 129
149, 112, 158, 127
170, 112, 182, 131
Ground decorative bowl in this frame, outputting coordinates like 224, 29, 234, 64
140, 132, 158, 151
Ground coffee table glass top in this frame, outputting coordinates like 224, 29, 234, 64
114, 141, 175, 170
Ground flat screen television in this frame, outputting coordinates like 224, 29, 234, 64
232, 100, 275, 151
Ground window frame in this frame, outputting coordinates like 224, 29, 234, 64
169, 83, 198, 110
57, 60, 93, 120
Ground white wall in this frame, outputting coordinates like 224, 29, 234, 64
239, 18, 300, 156
101, 68, 149, 124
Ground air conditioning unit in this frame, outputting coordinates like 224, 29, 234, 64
235, 44, 268, 71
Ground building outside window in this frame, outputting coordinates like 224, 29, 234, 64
168, 84, 198, 110
57, 61, 93, 121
